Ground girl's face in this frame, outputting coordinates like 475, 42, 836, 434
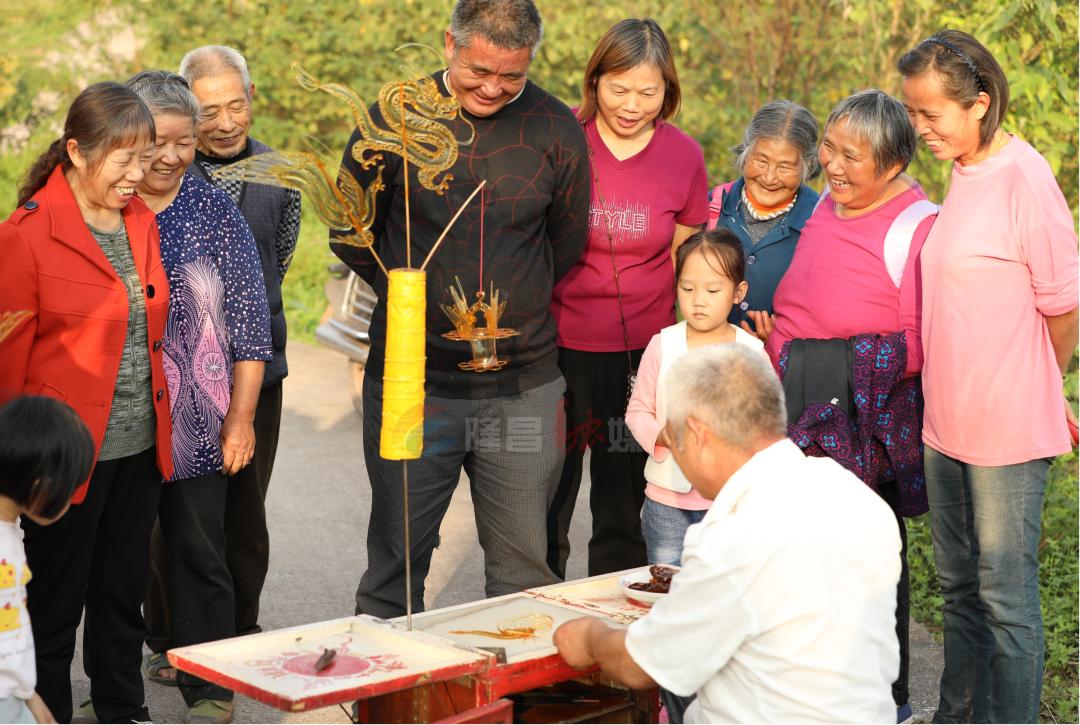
677, 249, 747, 334
901, 71, 988, 166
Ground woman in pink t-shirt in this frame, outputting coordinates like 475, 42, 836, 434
766, 89, 937, 722
900, 30, 1079, 723
547, 19, 709, 579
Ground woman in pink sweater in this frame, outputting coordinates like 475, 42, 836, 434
900, 30, 1079, 723
766, 89, 938, 723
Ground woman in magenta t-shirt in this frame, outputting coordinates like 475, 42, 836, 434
766, 90, 937, 722
900, 31, 1079, 722
547, 18, 709, 578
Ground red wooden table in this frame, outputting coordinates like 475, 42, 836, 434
169, 570, 660, 723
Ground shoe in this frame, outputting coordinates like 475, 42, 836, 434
71, 700, 98, 724
183, 698, 234, 724
143, 651, 179, 686
896, 702, 914, 724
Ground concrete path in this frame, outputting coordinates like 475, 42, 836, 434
69, 340, 941, 722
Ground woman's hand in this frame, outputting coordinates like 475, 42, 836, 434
221, 360, 265, 476
220, 413, 255, 475
740, 310, 775, 343
1065, 396, 1078, 447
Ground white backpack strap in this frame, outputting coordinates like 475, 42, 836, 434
812, 185, 830, 214
883, 199, 939, 287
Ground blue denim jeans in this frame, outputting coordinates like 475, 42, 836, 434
924, 446, 1049, 723
641, 498, 707, 567
640, 498, 707, 723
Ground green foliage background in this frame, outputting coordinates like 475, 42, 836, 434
1, 0, 1077, 720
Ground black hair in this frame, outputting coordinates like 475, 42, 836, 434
675, 228, 746, 285
898, 29, 1009, 149
0, 396, 94, 520
17, 82, 155, 207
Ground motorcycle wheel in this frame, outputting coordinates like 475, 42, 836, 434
349, 359, 365, 416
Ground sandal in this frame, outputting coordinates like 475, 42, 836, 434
143, 651, 179, 686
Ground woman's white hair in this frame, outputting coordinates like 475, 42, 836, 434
664, 345, 787, 452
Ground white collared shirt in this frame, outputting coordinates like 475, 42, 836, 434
625, 439, 900, 723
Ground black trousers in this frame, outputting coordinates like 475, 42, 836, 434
879, 481, 911, 708
145, 381, 281, 653
226, 381, 282, 636
22, 447, 161, 724
546, 348, 648, 577
145, 472, 234, 705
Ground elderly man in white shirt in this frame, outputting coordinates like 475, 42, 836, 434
554, 345, 901, 723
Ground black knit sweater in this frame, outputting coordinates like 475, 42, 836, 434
332, 73, 591, 399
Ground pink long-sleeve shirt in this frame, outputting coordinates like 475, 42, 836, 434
765, 185, 935, 376
921, 136, 1078, 465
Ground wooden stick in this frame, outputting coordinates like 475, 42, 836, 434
403, 459, 412, 631
367, 244, 390, 278
419, 180, 487, 272
400, 83, 411, 269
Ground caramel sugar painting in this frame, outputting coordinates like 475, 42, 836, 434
408, 594, 607, 662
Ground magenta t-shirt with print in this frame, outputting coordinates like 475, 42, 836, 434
551, 118, 709, 352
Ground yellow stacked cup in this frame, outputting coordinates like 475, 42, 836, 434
380, 268, 426, 460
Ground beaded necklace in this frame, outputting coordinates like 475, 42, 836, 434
741, 186, 797, 221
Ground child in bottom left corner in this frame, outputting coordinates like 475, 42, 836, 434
0, 396, 95, 724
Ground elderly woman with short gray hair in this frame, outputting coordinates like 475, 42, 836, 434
121, 70, 271, 725
707, 100, 820, 342
765, 88, 939, 723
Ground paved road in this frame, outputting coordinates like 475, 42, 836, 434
70, 340, 941, 722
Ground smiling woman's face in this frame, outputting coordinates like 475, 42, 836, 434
742, 137, 802, 207
68, 136, 154, 220
595, 63, 665, 144
818, 118, 901, 212
140, 112, 196, 198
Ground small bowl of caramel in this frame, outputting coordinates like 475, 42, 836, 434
619, 565, 679, 606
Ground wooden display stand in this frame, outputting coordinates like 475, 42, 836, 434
168, 569, 660, 723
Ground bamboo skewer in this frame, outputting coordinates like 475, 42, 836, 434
400, 83, 412, 269
420, 180, 487, 272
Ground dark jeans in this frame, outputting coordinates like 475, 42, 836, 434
356, 375, 565, 619
146, 472, 234, 705
546, 348, 648, 577
924, 447, 1048, 723
226, 381, 282, 635
23, 447, 161, 724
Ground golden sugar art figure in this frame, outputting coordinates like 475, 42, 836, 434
439, 278, 519, 373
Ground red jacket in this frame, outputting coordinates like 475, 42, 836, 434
0, 166, 174, 502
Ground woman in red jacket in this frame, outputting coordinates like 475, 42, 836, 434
0, 82, 173, 724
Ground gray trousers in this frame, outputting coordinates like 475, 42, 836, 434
356, 374, 566, 619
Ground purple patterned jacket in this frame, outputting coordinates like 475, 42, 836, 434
780, 332, 927, 517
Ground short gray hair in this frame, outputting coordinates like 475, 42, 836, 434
179, 45, 253, 99
126, 71, 200, 127
734, 99, 820, 184
664, 345, 786, 452
450, 0, 544, 58
824, 89, 917, 176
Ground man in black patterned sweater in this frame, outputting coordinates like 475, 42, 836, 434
332, 0, 590, 618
